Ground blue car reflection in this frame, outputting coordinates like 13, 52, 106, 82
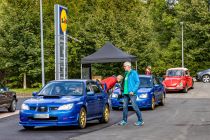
110, 75, 165, 110
19, 80, 110, 129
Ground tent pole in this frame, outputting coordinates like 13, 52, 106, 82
135, 61, 137, 70
81, 64, 82, 79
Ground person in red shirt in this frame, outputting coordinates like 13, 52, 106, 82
145, 66, 152, 75
101, 75, 123, 93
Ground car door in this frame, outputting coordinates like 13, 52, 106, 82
0, 84, 10, 105
86, 82, 98, 118
185, 70, 192, 88
91, 82, 104, 116
153, 77, 162, 101
0, 89, 4, 106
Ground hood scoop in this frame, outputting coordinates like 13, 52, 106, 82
43, 95, 61, 99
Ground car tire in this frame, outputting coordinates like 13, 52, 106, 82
8, 98, 17, 112
159, 94, 165, 106
99, 104, 110, 123
150, 96, 155, 110
191, 80, 194, 89
183, 86, 188, 93
202, 75, 210, 83
78, 107, 87, 129
23, 126, 34, 130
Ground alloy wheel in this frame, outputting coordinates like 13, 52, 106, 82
104, 105, 110, 123
202, 75, 210, 83
79, 108, 86, 129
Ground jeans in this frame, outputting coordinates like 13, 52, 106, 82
123, 94, 143, 122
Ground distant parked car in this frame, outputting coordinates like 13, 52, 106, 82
110, 75, 165, 110
163, 68, 194, 93
19, 80, 110, 129
0, 83, 17, 112
196, 69, 210, 83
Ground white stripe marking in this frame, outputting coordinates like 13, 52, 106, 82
0, 110, 19, 119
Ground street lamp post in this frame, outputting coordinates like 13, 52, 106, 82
180, 21, 184, 68
40, 0, 45, 87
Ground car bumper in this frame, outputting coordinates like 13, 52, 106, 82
165, 87, 184, 92
19, 110, 79, 127
111, 98, 151, 109
196, 74, 202, 81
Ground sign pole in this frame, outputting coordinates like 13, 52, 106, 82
40, 0, 45, 86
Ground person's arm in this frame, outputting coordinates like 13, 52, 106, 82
132, 71, 140, 93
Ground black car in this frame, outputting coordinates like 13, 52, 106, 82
196, 69, 210, 83
0, 84, 17, 112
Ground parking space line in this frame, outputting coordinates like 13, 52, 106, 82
0, 110, 19, 119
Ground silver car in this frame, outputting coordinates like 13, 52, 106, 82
196, 69, 210, 83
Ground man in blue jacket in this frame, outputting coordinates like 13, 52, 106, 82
119, 61, 144, 126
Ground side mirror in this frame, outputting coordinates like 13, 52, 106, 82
87, 91, 94, 96
32, 92, 38, 97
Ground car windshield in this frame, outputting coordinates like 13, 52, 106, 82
139, 77, 153, 88
166, 70, 184, 76
38, 81, 84, 96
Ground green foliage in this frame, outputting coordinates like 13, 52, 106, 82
0, 0, 209, 88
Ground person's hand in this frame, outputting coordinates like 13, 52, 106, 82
129, 92, 134, 96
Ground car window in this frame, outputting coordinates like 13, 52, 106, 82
86, 82, 92, 92
91, 82, 101, 94
155, 77, 161, 84
139, 77, 153, 88
153, 78, 158, 85
38, 81, 84, 96
185, 70, 190, 76
167, 70, 184, 76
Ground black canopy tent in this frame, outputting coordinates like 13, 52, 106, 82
81, 42, 137, 79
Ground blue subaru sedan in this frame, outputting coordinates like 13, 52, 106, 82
111, 75, 165, 110
19, 80, 110, 129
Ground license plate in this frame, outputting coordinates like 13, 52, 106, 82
34, 114, 49, 119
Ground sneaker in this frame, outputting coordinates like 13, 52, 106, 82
134, 121, 144, 126
118, 120, 127, 126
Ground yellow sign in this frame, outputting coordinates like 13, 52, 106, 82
60, 9, 67, 33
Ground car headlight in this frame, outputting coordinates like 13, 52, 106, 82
139, 93, 148, 98
111, 93, 118, 98
58, 104, 74, 110
21, 104, 29, 110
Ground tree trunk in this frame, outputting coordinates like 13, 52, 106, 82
23, 73, 27, 89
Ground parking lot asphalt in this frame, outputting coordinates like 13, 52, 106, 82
0, 82, 209, 140
72, 82, 210, 140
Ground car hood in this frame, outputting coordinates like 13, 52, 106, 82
163, 77, 181, 87
23, 96, 82, 106
113, 87, 152, 94
198, 69, 210, 74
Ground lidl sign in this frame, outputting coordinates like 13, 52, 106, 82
60, 7, 67, 34
54, 4, 68, 80
59, 6, 68, 35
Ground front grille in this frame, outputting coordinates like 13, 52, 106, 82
29, 106, 59, 112
30, 107, 36, 111
50, 107, 59, 111
37, 106, 48, 112
28, 116, 58, 121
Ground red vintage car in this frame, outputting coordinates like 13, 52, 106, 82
163, 68, 194, 93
